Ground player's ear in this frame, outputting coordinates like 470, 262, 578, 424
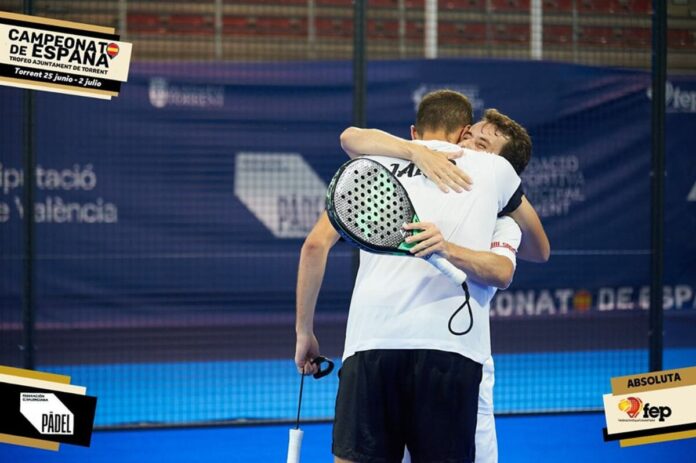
410, 125, 418, 140
457, 125, 471, 143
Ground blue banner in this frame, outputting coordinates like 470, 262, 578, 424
1, 58, 695, 331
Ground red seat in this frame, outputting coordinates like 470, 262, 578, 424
491, 23, 530, 44
223, 16, 308, 37
316, 0, 353, 6
616, 27, 651, 48
368, 0, 399, 7
255, 17, 307, 37
439, 21, 487, 45
168, 15, 213, 35
127, 13, 165, 34
668, 29, 696, 49
490, 0, 530, 13
577, 26, 615, 45
441, 0, 486, 11
611, 0, 652, 15
577, 0, 614, 14
543, 24, 573, 45
367, 19, 399, 39
405, 20, 424, 40
315, 17, 353, 38
245, 0, 307, 4
223, 16, 254, 36
578, 0, 651, 15
542, 0, 574, 13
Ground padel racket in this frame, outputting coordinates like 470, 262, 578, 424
326, 157, 473, 335
287, 356, 334, 463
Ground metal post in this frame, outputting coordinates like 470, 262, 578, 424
118, 0, 127, 40
21, 0, 36, 370
571, 0, 578, 63
398, 0, 406, 59
649, 0, 666, 372
530, 0, 542, 60
307, 0, 317, 59
214, 0, 223, 59
424, 0, 437, 59
485, 0, 493, 57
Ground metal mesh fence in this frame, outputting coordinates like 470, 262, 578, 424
0, 0, 695, 428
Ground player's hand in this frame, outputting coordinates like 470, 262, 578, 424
403, 222, 452, 258
295, 331, 321, 375
408, 144, 473, 193
446, 149, 466, 160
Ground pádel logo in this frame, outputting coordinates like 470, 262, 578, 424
20, 393, 74, 435
618, 396, 643, 418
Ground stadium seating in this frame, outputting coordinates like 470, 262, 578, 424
543, 24, 573, 45
439, 22, 487, 45
10, 0, 693, 68
490, 0, 531, 13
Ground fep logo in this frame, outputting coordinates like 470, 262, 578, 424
618, 397, 673, 422
641, 402, 673, 422
618, 396, 643, 418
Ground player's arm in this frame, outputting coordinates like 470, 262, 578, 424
295, 212, 340, 375
402, 221, 515, 289
506, 196, 550, 263
340, 127, 472, 193
493, 156, 550, 264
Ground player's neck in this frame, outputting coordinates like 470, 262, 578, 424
419, 130, 457, 144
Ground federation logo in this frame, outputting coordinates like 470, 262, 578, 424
106, 43, 120, 59
20, 393, 74, 435
618, 396, 643, 418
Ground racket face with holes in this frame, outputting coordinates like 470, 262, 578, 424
326, 158, 419, 255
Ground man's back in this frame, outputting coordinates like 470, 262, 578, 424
344, 141, 520, 364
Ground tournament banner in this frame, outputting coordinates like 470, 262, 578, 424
0, 11, 131, 99
0, 59, 694, 347
603, 366, 696, 446
0, 365, 97, 450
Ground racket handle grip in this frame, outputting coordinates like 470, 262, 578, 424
287, 428, 304, 463
426, 254, 467, 286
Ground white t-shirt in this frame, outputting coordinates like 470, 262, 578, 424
343, 141, 521, 364
479, 215, 522, 415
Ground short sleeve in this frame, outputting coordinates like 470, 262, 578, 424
498, 186, 524, 217
490, 216, 522, 268
492, 156, 521, 213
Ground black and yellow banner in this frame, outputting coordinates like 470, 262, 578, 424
603, 366, 696, 447
0, 11, 131, 99
0, 365, 97, 451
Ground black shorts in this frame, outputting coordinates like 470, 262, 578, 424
332, 349, 482, 463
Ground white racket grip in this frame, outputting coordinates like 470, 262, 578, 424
287, 428, 304, 463
426, 253, 467, 286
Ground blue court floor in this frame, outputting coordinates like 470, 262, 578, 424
35, 347, 696, 426
1, 413, 694, 462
